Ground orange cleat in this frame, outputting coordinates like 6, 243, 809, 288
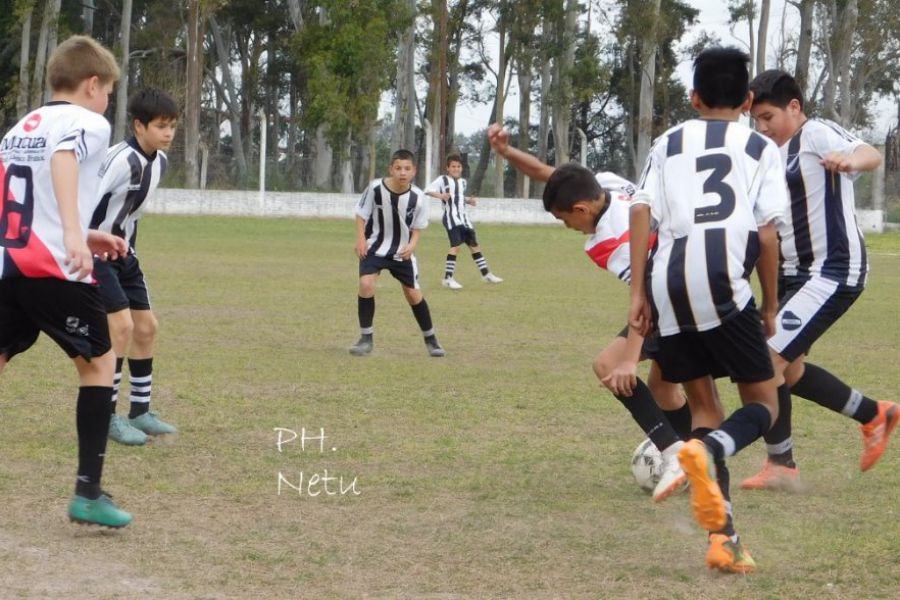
678, 439, 727, 531
740, 460, 799, 490
706, 534, 756, 574
860, 401, 899, 472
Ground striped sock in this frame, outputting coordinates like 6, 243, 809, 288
444, 254, 457, 279
128, 358, 153, 418
472, 252, 489, 276
111, 357, 124, 415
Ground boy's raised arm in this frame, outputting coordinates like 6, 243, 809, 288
487, 123, 555, 183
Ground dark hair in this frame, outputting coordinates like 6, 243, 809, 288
391, 149, 416, 164
693, 47, 750, 109
750, 69, 804, 110
128, 87, 179, 126
446, 153, 462, 166
542, 163, 604, 212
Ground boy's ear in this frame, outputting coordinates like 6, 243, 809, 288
738, 91, 753, 113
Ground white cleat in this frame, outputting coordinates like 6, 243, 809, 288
653, 440, 688, 502
442, 277, 463, 289
482, 273, 503, 284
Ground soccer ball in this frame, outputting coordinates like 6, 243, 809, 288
630, 438, 663, 493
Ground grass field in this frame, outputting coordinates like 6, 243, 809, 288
1, 215, 899, 599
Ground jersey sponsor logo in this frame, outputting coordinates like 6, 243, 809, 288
781, 311, 803, 331
0, 135, 48, 151
23, 112, 42, 132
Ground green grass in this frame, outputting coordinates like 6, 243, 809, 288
1, 216, 899, 598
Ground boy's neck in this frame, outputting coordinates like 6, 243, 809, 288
695, 108, 743, 121
383, 177, 410, 194
49, 92, 88, 110
131, 134, 157, 158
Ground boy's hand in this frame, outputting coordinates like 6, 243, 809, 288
761, 306, 777, 339
87, 230, 128, 261
355, 238, 368, 259
467, 196, 478, 206
628, 295, 653, 337
820, 151, 855, 173
487, 123, 509, 155
63, 229, 94, 279
439, 192, 451, 201
602, 361, 639, 397
396, 243, 415, 260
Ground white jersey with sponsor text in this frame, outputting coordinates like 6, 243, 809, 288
356, 178, 428, 259
777, 119, 868, 288
634, 119, 787, 336
91, 137, 168, 252
0, 101, 110, 283
426, 175, 472, 230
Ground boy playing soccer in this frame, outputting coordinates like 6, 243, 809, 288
0, 35, 132, 527
349, 149, 446, 357
486, 125, 725, 503
628, 47, 788, 572
740, 69, 897, 489
424, 154, 503, 289
91, 87, 179, 446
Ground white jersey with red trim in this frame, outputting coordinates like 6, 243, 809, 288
585, 172, 649, 284
0, 101, 111, 283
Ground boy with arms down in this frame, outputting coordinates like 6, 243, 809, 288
628, 47, 787, 572
93, 88, 179, 446
349, 149, 446, 357
740, 70, 897, 489
0, 35, 132, 527
424, 154, 503, 288
486, 124, 720, 504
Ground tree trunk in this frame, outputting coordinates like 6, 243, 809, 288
551, 0, 577, 166
756, 0, 770, 74
516, 67, 533, 198
429, 0, 449, 182
494, 5, 507, 198
16, 7, 32, 118
794, 0, 814, 96
184, 0, 202, 188
391, 0, 417, 153
636, 0, 661, 178
209, 15, 249, 183
341, 132, 354, 194
82, 0, 95, 34
471, 94, 499, 194
313, 125, 333, 189
534, 55, 552, 198
31, 0, 62, 108
114, 0, 134, 142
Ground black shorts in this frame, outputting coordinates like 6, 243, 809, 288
616, 325, 660, 361
0, 278, 111, 361
446, 226, 478, 248
93, 254, 152, 313
768, 276, 861, 362
655, 303, 774, 384
359, 254, 420, 289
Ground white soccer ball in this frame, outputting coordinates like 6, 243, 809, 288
630, 438, 663, 493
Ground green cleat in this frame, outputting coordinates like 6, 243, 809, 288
129, 411, 177, 436
68, 493, 133, 528
108, 414, 148, 446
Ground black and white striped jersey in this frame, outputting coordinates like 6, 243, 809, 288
777, 119, 868, 288
356, 178, 429, 259
426, 175, 472, 230
90, 137, 167, 251
633, 119, 788, 336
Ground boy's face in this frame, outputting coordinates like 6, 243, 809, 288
135, 116, 178, 153
750, 99, 803, 146
550, 200, 600, 235
447, 161, 463, 178
389, 158, 416, 187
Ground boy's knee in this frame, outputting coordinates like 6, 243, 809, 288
592, 353, 612, 379
108, 316, 134, 346
132, 314, 159, 343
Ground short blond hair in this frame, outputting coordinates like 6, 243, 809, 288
47, 35, 120, 93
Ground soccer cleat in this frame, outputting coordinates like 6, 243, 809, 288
860, 400, 900, 472
425, 337, 446, 357
108, 414, 148, 446
442, 278, 463, 290
706, 534, 756, 574
68, 492, 133, 528
678, 439, 727, 531
129, 411, 177, 436
653, 441, 688, 502
349, 336, 373, 356
482, 273, 503, 284
740, 460, 799, 490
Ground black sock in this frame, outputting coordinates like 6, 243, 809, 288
763, 384, 795, 467
792, 363, 879, 424
704, 403, 772, 462
692, 427, 735, 537
358, 296, 375, 336
128, 357, 153, 419
410, 299, 435, 337
75, 386, 112, 499
663, 402, 692, 441
615, 379, 680, 452
472, 252, 489, 276
111, 357, 124, 415
444, 254, 457, 279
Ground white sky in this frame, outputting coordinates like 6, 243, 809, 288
413, 0, 896, 140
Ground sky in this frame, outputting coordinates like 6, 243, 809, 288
434, 0, 896, 140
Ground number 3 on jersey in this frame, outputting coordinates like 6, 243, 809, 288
1, 164, 34, 248
694, 153, 735, 224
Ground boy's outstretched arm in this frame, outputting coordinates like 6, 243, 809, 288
820, 143, 882, 173
756, 221, 779, 339
487, 123, 555, 183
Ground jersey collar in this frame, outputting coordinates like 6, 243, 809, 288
127, 136, 158, 162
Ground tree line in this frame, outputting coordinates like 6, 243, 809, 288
1, 0, 898, 200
